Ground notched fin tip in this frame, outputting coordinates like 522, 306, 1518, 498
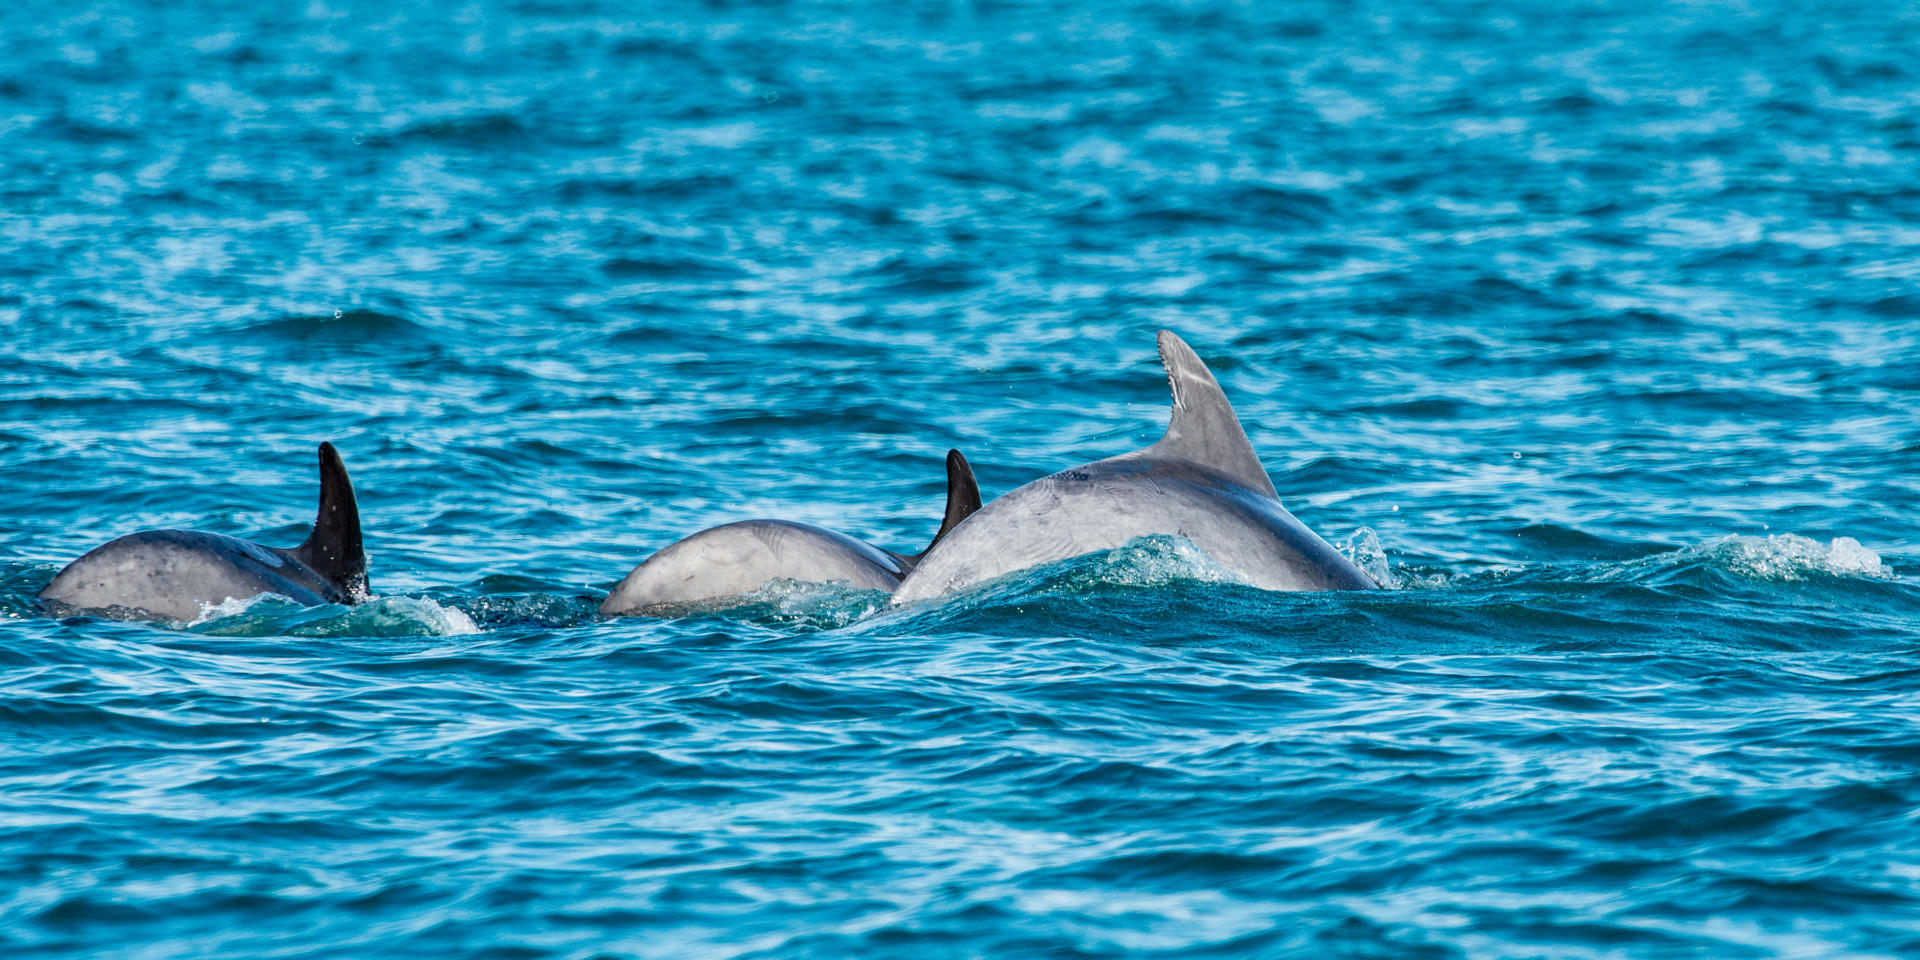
1147, 330, 1279, 498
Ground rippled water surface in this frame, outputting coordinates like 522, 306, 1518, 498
5, 1, 1920, 957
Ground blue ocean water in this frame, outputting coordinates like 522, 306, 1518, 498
5, 0, 1920, 956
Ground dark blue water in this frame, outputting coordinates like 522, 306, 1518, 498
5, 1, 1920, 956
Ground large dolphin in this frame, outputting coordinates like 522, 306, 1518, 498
892, 331, 1378, 604
40, 442, 370, 622
599, 450, 983, 616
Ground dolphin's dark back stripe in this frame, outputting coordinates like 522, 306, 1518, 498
294, 442, 369, 599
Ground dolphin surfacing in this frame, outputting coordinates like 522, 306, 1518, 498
39, 442, 371, 622
891, 331, 1378, 604
599, 450, 982, 617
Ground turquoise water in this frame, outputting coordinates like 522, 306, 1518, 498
5, 0, 1920, 956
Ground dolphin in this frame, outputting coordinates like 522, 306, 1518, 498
40, 442, 371, 622
600, 450, 983, 616
891, 331, 1378, 604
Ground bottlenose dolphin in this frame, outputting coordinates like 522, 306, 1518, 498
600, 450, 983, 616
40, 442, 370, 621
891, 331, 1378, 604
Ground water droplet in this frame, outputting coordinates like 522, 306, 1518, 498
333, 309, 342, 319
1511, 451, 1522, 459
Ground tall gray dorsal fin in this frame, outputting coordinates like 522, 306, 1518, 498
918, 449, 983, 557
293, 442, 369, 600
1145, 330, 1279, 498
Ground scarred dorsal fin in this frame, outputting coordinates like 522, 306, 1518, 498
1144, 330, 1279, 498
293, 442, 369, 600
919, 449, 983, 556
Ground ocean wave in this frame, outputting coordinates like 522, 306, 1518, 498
620, 578, 892, 631
1695, 533, 1895, 582
190, 593, 481, 638
1605, 533, 1897, 586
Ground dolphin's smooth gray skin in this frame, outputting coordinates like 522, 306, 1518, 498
40, 443, 371, 622
892, 331, 1378, 604
599, 450, 984, 616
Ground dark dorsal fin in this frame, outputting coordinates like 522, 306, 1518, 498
917, 449, 983, 557
294, 442, 369, 600
1142, 330, 1279, 498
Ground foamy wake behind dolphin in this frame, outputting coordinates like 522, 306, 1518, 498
892, 331, 1378, 604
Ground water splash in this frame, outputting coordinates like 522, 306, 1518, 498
450, 591, 604, 630
1340, 526, 1398, 589
1089, 534, 1250, 589
732, 578, 892, 629
189, 592, 295, 626
1693, 534, 1895, 582
620, 578, 891, 630
191, 593, 482, 637
1572, 532, 1897, 590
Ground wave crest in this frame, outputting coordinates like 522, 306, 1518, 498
1689, 534, 1894, 582
1087, 534, 1251, 589
192, 594, 481, 637
624, 579, 890, 631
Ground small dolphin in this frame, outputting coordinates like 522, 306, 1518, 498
40, 442, 371, 621
600, 450, 983, 616
892, 331, 1378, 604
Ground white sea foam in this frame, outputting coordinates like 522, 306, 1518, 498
189, 592, 297, 626
189, 592, 481, 636
367, 596, 482, 636
1697, 534, 1894, 582
729, 579, 890, 627
1093, 535, 1250, 588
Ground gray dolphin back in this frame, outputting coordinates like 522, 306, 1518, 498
39, 442, 372, 621
892, 331, 1377, 603
598, 519, 908, 616
600, 448, 987, 617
